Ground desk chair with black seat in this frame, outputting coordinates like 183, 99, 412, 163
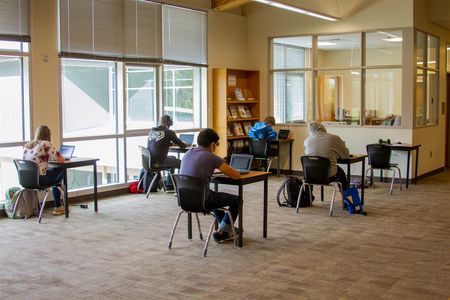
297, 156, 343, 217
249, 139, 279, 176
13, 159, 64, 223
366, 143, 402, 195
168, 174, 237, 257
138, 146, 174, 198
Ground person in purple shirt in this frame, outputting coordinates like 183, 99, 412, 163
180, 128, 241, 242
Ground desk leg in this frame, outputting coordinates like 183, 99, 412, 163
346, 163, 351, 184
289, 142, 293, 173
63, 169, 69, 218
361, 160, 365, 205
406, 150, 411, 188
238, 184, 243, 248
187, 213, 192, 240
263, 177, 268, 239
93, 162, 98, 212
414, 148, 419, 185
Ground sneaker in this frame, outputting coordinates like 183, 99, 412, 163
213, 231, 232, 243
53, 206, 65, 216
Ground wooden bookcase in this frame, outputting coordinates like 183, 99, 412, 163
213, 68, 260, 157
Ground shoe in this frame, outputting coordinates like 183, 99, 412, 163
53, 206, 65, 216
213, 231, 232, 243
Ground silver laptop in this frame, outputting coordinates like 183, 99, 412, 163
59, 145, 75, 160
179, 134, 194, 146
229, 154, 253, 174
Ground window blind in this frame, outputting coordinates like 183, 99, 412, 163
163, 5, 207, 66
0, 0, 30, 42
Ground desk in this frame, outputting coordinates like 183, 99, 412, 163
49, 157, 99, 218
169, 146, 191, 159
386, 144, 421, 188
211, 171, 270, 247
338, 154, 367, 205
271, 139, 294, 176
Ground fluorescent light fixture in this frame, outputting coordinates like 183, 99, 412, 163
382, 37, 403, 43
318, 41, 336, 46
253, 0, 339, 22
351, 71, 360, 75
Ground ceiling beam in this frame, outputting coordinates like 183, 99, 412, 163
211, 0, 252, 11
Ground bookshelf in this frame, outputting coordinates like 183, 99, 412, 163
213, 68, 260, 157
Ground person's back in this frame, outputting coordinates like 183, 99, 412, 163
248, 116, 277, 140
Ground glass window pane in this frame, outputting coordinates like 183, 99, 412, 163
126, 66, 156, 130
0, 56, 23, 143
365, 69, 402, 126
273, 71, 312, 123
366, 31, 402, 66
272, 36, 312, 69
416, 31, 426, 68
65, 139, 121, 190
427, 35, 439, 69
318, 33, 360, 68
163, 65, 204, 129
126, 136, 146, 183
427, 71, 439, 125
0, 146, 22, 193
62, 59, 117, 138
416, 69, 425, 126
316, 70, 360, 125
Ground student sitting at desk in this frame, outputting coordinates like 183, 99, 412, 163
248, 116, 279, 167
304, 121, 350, 190
180, 128, 241, 243
23, 125, 66, 215
147, 115, 187, 190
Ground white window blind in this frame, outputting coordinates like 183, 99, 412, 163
0, 0, 30, 41
163, 5, 207, 65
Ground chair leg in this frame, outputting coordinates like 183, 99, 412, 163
203, 215, 217, 257
38, 191, 50, 224
296, 184, 305, 214
226, 210, 237, 248
267, 159, 272, 173
146, 172, 160, 198
389, 169, 396, 195
195, 213, 203, 240
12, 189, 25, 218
394, 166, 403, 191
329, 186, 336, 217
168, 211, 184, 249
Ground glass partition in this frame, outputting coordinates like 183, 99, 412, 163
366, 31, 402, 66
317, 33, 360, 69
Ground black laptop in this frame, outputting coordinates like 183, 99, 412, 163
278, 129, 290, 139
59, 145, 75, 160
179, 134, 194, 146
229, 154, 253, 174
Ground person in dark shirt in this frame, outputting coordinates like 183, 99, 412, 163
180, 128, 241, 242
147, 115, 187, 188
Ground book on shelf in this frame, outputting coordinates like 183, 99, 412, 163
243, 89, 254, 101
229, 105, 238, 119
234, 87, 245, 101
243, 121, 253, 135
244, 106, 252, 118
227, 126, 234, 137
233, 122, 244, 136
226, 107, 232, 119
237, 105, 247, 118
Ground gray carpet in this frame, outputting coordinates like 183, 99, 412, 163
1, 171, 449, 299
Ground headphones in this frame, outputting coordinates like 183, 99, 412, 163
161, 115, 173, 127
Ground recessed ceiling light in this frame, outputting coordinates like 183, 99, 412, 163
318, 41, 336, 46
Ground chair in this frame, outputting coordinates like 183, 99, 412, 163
297, 156, 343, 216
249, 139, 279, 176
13, 159, 64, 223
138, 146, 174, 198
168, 174, 236, 257
366, 144, 402, 195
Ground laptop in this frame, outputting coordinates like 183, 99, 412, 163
179, 133, 194, 146
229, 154, 253, 175
59, 145, 75, 160
278, 129, 290, 139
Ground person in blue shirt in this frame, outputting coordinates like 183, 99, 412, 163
248, 116, 278, 159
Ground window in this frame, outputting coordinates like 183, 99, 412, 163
271, 36, 312, 123
416, 31, 439, 126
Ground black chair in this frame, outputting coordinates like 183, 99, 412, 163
168, 174, 236, 257
249, 139, 279, 176
366, 144, 402, 195
13, 159, 64, 223
138, 146, 174, 198
297, 156, 343, 216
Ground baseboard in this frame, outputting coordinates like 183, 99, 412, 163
415, 167, 445, 181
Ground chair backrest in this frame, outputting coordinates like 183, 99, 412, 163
301, 155, 332, 185
139, 145, 153, 171
366, 144, 391, 169
249, 139, 268, 158
13, 159, 41, 189
172, 174, 207, 213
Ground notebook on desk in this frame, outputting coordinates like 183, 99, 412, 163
179, 134, 194, 146
278, 129, 290, 139
59, 145, 75, 160
229, 154, 253, 174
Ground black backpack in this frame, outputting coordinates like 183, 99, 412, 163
276, 176, 314, 208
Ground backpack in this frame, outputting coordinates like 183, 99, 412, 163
4, 187, 40, 219
276, 176, 314, 208
137, 169, 161, 193
343, 187, 367, 215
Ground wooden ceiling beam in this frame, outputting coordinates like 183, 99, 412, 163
211, 0, 253, 11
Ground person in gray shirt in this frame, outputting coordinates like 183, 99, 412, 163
304, 121, 350, 189
147, 115, 187, 188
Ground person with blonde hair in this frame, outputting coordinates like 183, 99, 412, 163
23, 125, 66, 215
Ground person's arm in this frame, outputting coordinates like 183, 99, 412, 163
169, 130, 187, 148
218, 162, 240, 179
267, 126, 277, 140
335, 137, 350, 159
55, 152, 65, 163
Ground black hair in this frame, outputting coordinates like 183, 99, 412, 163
197, 128, 219, 147
160, 115, 173, 127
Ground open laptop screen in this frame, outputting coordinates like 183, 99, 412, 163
179, 134, 194, 145
278, 129, 290, 139
59, 145, 75, 160
229, 154, 253, 174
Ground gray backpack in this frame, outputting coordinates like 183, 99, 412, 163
4, 187, 40, 219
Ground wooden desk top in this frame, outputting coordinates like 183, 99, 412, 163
338, 154, 367, 164
211, 171, 271, 185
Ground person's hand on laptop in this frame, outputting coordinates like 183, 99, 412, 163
55, 152, 65, 163
218, 162, 240, 179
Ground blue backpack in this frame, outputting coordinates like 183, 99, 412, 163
343, 187, 366, 215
